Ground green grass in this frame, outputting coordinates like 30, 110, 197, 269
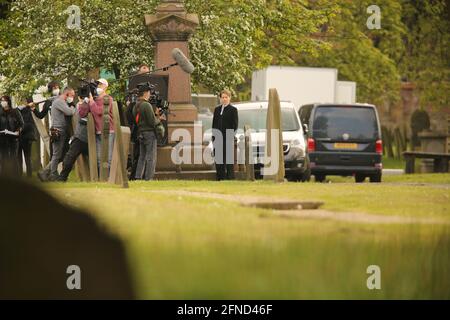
327, 173, 450, 185
44, 176, 450, 299
383, 157, 406, 169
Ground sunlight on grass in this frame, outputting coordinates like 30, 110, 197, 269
46, 175, 450, 299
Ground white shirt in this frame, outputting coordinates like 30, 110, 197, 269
220, 104, 227, 115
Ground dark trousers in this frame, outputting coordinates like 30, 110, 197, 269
0, 137, 19, 176
135, 131, 157, 181
18, 139, 33, 178
129, 139, 140, 180
214, 137, 235, 181
59, 138, 88, 181
42, 130, 69, 178
47, 135, 70, 163
215, 163, 235, 181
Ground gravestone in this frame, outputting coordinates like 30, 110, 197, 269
0, 176, 135, 299
264, 88, 285, 182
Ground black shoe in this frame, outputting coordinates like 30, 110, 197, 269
37, 171, 49, 182
48, 174, 61, 182
55, 174, 68, 182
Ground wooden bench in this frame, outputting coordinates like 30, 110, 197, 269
403, 151, 450, 174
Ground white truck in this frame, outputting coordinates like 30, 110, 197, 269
251, 66, 356, 110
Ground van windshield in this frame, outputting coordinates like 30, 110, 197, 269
238, 108, 300, 132
313, 106, 378, 140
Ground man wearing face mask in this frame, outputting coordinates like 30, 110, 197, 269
80, 78, 115, 171
0, 95, 24, 176
31, 81, 61, 119
16, 98, 39, 178
37, 87, 76, 182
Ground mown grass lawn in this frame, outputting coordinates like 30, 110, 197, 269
44, 174, 450, 299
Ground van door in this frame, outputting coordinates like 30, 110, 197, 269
311, 105, 380, 166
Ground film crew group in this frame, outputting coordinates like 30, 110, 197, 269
36, 78, 116, 182
0, 81, 62, 178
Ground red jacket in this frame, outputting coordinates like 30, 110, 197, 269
80, 95, 114, 134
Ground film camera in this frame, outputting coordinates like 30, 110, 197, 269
135, 82, 169, 113
77, 79, 99, 99
127, 76, 170, 146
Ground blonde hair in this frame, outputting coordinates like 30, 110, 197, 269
220, 89, 232, 98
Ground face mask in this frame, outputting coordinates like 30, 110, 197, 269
96, 88, 104, 95
1, 101, 8, 108
66, 97, 74, 104
52, 89, 60, 96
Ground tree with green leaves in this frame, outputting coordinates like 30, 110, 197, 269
0, 0, 332, 98
0, 0, 448, 108
397, 0, 449, 108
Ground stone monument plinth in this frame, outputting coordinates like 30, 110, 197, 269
145, 0, 213, 173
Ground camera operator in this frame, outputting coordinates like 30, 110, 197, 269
126, 64, 150, 180
133, 84, 165, 181
0, 95, 24, 176
57, 100, 90, 182
16, 98, 39, 178
37, 87, 76, 182
81, 78, 115, 171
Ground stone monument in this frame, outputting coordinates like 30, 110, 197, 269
145, 0, 211, 174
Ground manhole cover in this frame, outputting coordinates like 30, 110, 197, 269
243, 201, 324, 210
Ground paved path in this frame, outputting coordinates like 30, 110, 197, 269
147, 190, 449, 225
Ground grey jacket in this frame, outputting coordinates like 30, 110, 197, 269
51, 97, 76, 129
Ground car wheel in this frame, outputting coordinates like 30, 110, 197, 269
355, 174, 366, 183
315, 174, 325, 183
301, 167, 311, 182
301, 157, 311, 182
370, 173, 382, 183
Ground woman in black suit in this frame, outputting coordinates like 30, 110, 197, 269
0, 95, 24, 176
212, 89, 238, 180
17, 98, 39, 178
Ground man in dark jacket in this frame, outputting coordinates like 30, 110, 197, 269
58, 101, 90, 182
17, 99, 39, 178
125, 64, 151, 180
132, 83, 164, 181
0, 95, 24, 176
32, 81, 61, 119
212, 90, 239, 180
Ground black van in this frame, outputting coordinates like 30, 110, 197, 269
299, 103, 382, 183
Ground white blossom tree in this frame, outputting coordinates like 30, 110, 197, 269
0, 0, 332, 97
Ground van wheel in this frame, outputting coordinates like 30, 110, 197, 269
315, 174, 325, 183
370, 173, 382, 183
355, 174, 366, 183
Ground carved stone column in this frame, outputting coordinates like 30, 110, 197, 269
144, 0, 199, 129
145, 1, 212, 173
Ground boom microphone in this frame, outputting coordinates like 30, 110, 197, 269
171, 48, 195, 74
29, 96, 56, 105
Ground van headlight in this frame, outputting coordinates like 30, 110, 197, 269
285, 139, 305, 160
